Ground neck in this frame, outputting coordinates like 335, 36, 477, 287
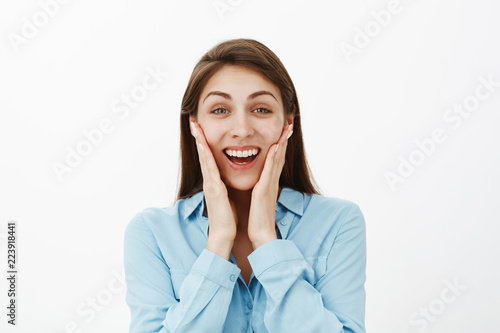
226, 186, 252, 230
203, 185, 284, 231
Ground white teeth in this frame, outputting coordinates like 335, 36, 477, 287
225, 148, 259, 157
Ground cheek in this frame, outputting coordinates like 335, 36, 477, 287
259, 121, 283, 143
200, 125, 223, 150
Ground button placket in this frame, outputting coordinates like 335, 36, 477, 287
276, 211, 294, 239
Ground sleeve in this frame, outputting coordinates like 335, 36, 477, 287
247, 203, 366, 333
124, 212, 242, 333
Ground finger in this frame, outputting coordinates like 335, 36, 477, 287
191, 121, 208, 177
271, 124, 292, 164
270, 124, 293, 180
191, 121, 213, 182
276, 123, 293, 161
280, 123, 293, 147
192, 122, 223, 184
257, 124, 290, 184
273, 123, 293, 152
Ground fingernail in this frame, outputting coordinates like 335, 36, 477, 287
198, 142, 204, 152
288, 124, 293, 131
190, 121, 197, 138
286, 130, 293, 140
275, 143, 279, 152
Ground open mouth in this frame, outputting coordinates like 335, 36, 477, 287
224, 149, 261, 165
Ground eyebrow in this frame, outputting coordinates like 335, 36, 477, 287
202, 90, 277, 103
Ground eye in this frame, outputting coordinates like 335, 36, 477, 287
253, 107, 272, 114
211, 107, 229, 115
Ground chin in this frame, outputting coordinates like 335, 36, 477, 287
223, 176, 258, 192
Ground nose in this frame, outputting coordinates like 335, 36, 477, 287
228, 110, 254, 138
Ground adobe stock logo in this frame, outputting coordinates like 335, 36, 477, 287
400, 277, 467, 333
385, 74, 499, 191
55, 268, 126, 333
212, 0, 243, 21
339, 0, 404, 64
7, 0, 72, 54
51, 64, 168, 182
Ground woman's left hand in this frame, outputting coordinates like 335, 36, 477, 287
248, 123, 293, 249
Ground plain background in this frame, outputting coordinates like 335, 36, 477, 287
1, 0, 499, 332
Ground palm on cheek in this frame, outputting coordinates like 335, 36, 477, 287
190, 120, 238, 247
248, 123, 293, 249
190, 118, 293, 251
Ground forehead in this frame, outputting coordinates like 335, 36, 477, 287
200, 65, 281, 101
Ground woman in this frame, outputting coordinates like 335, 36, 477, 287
124, 38, 367, 333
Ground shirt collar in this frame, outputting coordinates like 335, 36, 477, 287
181, 187, 304, 221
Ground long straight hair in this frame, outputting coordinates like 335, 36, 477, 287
176, 38, 322, 201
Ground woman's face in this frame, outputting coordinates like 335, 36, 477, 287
191, 65, 292, 192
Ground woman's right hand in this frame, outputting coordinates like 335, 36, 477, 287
190, 120, 238, 260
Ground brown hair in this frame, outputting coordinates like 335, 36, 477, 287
175, 38, 322, 201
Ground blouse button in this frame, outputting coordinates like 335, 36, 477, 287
247, 302, 253, 310
280, 220, 287, 226
230, 274, 236, 282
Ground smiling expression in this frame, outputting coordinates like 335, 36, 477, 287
191, 65, 292, 191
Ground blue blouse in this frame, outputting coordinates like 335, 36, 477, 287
124, 187, 366, 332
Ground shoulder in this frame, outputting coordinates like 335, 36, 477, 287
124, 196, 194, 237
302, 192, 365, 234
306, 192, 362, 218
125, 206, 171, 230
